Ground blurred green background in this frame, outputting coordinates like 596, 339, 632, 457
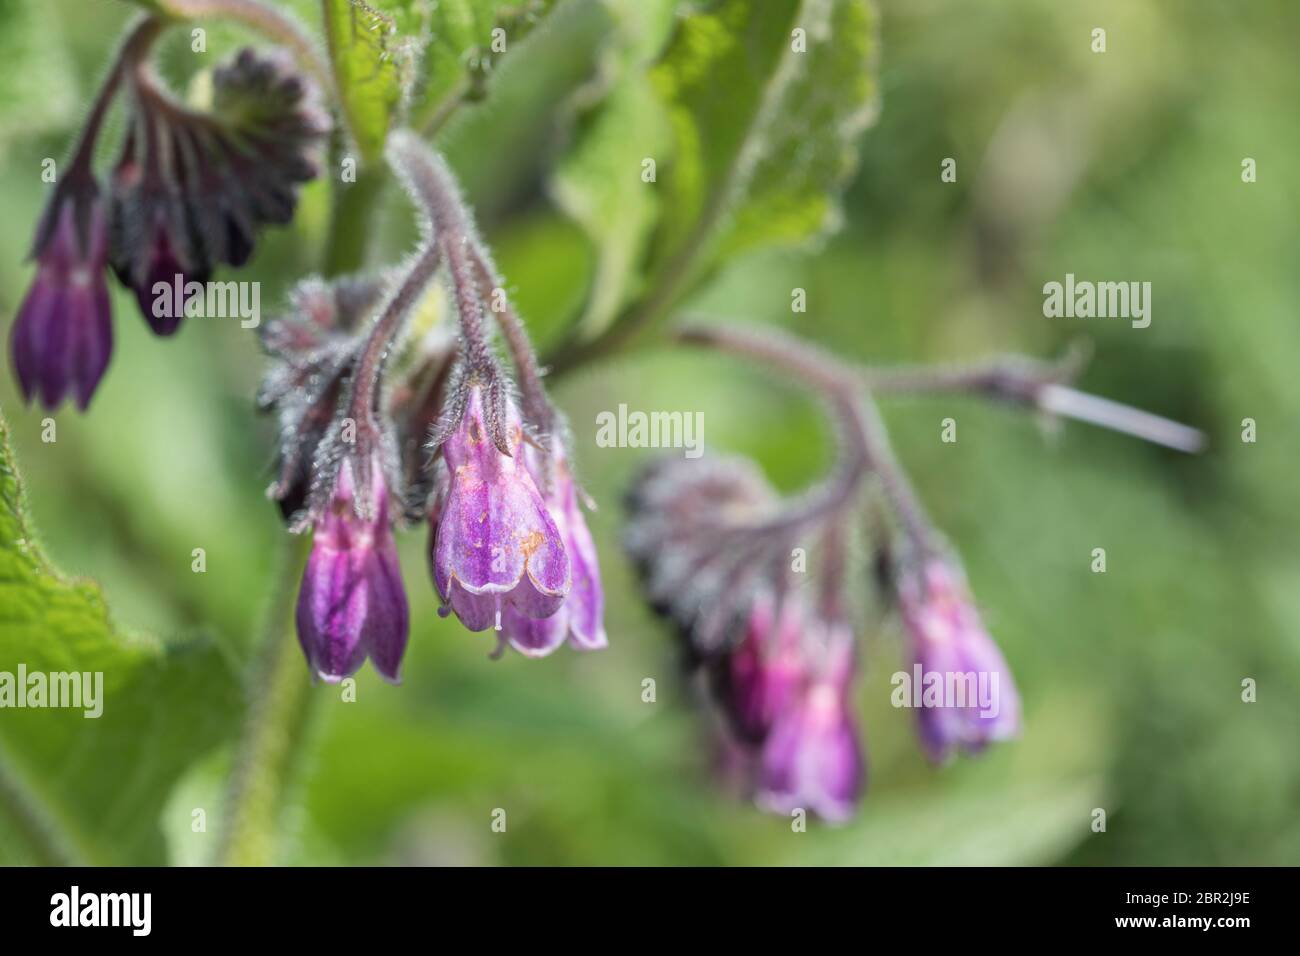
1, 0, 1297, 865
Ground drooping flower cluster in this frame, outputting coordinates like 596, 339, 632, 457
259, 131, 605, 684
10, 16, 326, 409
431, 392, 605, 656
623, 327, 1026, 823
109, 46, 327, 331
625, 455, 867, 822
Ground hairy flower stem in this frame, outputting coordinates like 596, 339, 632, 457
216, 130, 384, 867
441, 238, 492, 368
386, 133, 493, 366
345, 242, 443, 434
468, 250, 556, 435
863, 347, 1205, 452
675, 323, 940, 555
63, 17, 165, 182
156, 0, 331, 93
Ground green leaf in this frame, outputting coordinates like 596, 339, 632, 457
714, 0, 877, 260
437, 0, 614, 214
322, 0, 423, 163
323, 1, 566, 158
551, 77, 671, 336
413, 0, 563, 131
0, 410, 240, 865
648, 0, 877, 282
548, 0, 676, 336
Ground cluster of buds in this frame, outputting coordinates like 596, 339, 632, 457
625, 325, 1202, 823
259, 131, 605, 684
625, 456, 867, 822
623, 326, 1075, 823
10, 15, 327, 409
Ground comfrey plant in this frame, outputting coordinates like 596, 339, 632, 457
259, 132, 605, 683
625, 324, 1203, 822
10, 11, 327, 409
1, 1, 1210, 855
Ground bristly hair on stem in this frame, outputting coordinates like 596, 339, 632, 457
672, 320, 1205, 565
674, 323, 937, 554
385, 129, 521, 457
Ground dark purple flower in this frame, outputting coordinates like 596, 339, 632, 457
120, 201, 207, 337
109, 46, 327, 332
499, 443, 606, 657
623, 454, 782, 652
431, 385, 570, 633
714, 593, 806, 744
296, 456, 409, 683
897, 558, 1021, 761
10, 191, 113, 410
259, 274, 392, 527
757, 626, 864, 823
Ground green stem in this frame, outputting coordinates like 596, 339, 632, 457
0, 746, 85, 865
418, 77, 471, 140
323, 164, 386, 277
215, 147, 385, 865
213, 534, 313, 866
544, 221, 702, 378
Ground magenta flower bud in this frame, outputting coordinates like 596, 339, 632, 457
296, 456, 409, 683
715, 594, 806, 743
500, 444, 606, 657
897, 558, 1021, 761
431, 385, 570, 633
109, 45, 327, 332
122, 205, 207, 337
10, 190, 113, 411
757, 627, 864, 823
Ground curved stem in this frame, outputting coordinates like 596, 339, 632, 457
216, 124, 385, 866
158, 0, 332, 94
862, 345, 1205, 453
468, 248, 555, 434
213, 534, 312, 866
67, 16, 166, 178
861, 348, 1085, 401
440, 236, 492, 368
343, 240, 443, 449
675, 322, 940, 555
386, 133, 493, 364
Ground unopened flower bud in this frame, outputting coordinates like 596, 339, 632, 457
897, 557, 1021, 761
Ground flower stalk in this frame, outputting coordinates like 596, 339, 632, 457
154, 0, 331, 93
629, 319, 1205, 819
